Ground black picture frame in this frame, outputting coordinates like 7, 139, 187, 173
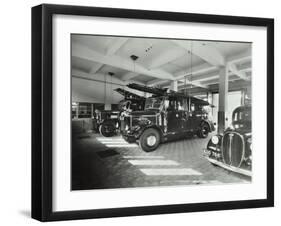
32, 4, 274, 222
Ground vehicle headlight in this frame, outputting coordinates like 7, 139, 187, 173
211, 135, 219, 145
125, 125, 129, 131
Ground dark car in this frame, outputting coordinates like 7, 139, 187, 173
121, 83, 215, 152
204, 105, 252, 177
97, 88, 145, 137
96, 110, 120, 137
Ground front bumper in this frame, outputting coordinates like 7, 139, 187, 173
205, 155, 252, 177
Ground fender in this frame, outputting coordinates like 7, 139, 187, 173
102, 118, 119, 125
201, 119, 215, 132
135, 124, 164, 140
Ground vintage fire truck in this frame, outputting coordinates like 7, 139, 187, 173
97, 88, 145, 137
204, 105, 252, 177
121, 83, 215, 152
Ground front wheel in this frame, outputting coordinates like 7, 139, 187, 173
99, 122, 116, 137
139, 128, 160, 152
197, 123, 209, 138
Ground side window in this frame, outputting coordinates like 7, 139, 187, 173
164, 99, 169, 110
167, 98, 176, 111
167, 97, 188, 111
177, 98, 184, 111
190, 103, 195, 112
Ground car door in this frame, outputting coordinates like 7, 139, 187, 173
167, 97, 184, 133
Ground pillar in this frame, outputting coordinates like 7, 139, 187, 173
104, 104, 112, 110
241, 89, 245, 106
218, 66, 228, 134
170, 80, 178, 92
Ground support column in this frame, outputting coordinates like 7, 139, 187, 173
218, 66, 228, 134
241, 89, 245, 106
104, 104, 112, 110
207, 92, 212, 103
170, 80, 178, 92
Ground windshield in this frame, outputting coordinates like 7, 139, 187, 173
145, 97, 164, 110
233, 108, 251, 122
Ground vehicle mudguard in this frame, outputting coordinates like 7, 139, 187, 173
201, 119, 215, 132
102, 118, 118, 126
136, 125, 164, 140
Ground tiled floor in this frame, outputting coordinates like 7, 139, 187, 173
72, 132, 250, 190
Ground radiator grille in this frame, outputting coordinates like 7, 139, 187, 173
222, 132, 245, 167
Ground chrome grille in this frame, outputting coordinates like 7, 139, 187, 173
222, 132, 245, 167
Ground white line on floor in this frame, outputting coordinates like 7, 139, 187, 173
128, 160, 180, 166
100, 141, 129, 144
123, 156, 165, 159
139, 168, 203, 176
96, 138, 124, 140
105, 144, 138, 147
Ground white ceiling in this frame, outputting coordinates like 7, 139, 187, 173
71, 34, 251, 90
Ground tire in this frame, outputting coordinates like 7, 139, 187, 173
197, 123, 210, 138
99, 122, 116, 137
139, 128, 160, 152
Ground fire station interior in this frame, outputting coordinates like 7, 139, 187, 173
71, 35, 251, 190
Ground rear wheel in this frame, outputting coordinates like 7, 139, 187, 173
99, 122, 116, 137
139, 128, 160, 152
197, 123, 210, 138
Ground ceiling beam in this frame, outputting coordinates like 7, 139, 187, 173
72, 68, 145, 86
178, 70, 219, 83
88, 38, 129, 74
89, 63, 103, 74
72, 69, 126, 86
148, 47, 186, 69
237, 61, 251, 71
171, 40, 225, 66
208, 79, 251, 93
106, 38, 129, 55
227, 63, 249, 80
147, 79, 169, 86
121, 71, 139, 81
147, 63, 216, 87
72, 42, 175, 80
227, 48, 251, 64
201, 75, 241, 85
162, 79, 208, 89
175, 63, 217, 79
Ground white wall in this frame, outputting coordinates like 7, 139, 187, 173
72, 70, 145, 106
0, 1, 279, 226
72, 77, 124, 104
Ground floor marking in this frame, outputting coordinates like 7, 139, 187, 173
96, 138, 125, 142
128, 160, 180, 166
100, 141, 129, 144
139, 168, 203, 176
105, 144, 138, 148
165, 180, 222, 184
123, 156, 165, 159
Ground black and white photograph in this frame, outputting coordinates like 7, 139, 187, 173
30, 3, 274, 222
71, 34, 252, 191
